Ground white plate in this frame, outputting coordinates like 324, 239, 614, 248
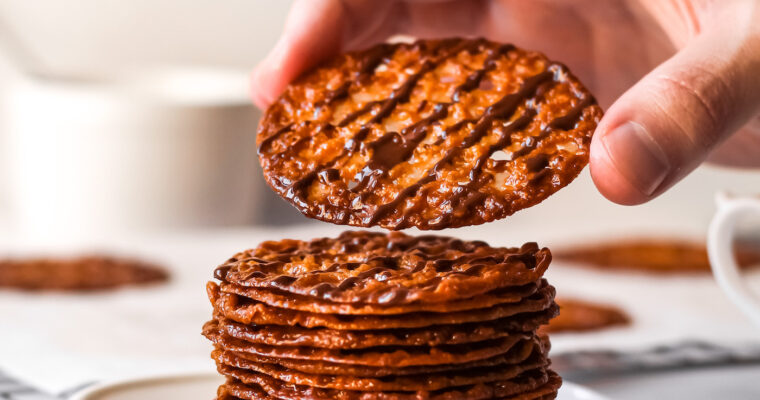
70, 372, 609, 400
70, 373, 224, 400
561, 381, 610, 400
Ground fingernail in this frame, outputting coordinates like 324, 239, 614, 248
601, 121, 671, 196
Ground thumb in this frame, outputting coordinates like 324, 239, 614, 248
590, 5, 760, 205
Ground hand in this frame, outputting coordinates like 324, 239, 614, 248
251, 0, 760, 205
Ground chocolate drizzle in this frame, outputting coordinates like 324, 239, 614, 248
259, 46, 396, 153
352, 103, 449, 193
339, 103, 377, 127
258, 124, 294, 153
426, 111, 536, 229
365, 70, 555, 226
368, 60, 435, 125
324, 43, 396, 107
452, 44, 515, 102
511, 94, 592, 160
283, 40, 487, 209
322, 81, 351, 105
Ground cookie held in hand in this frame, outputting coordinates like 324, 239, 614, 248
257, 38, 602, 230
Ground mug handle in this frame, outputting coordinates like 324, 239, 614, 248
707, 192, 760, 328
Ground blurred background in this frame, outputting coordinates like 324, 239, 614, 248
0, 0, 299, 240
0, 2, 759, 400
0, 0, 758, 241
0, 0, 758, 242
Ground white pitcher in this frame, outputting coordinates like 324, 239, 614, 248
708, 192, 760, 328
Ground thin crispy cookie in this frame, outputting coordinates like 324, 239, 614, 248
214, 231, 552, 305
217, 368, 551, 400
205, 325, 529, 368
213, 336, 541, 377
208, 281, 555, 330
211, 305, 556, 349
212, 348, 546, 391
220, 281, 539, 315
257, 38, 602, 230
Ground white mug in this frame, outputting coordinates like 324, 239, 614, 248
1, 67, 264, 241
708, 192, 760, 328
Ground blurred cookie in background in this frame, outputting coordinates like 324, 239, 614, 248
554, 238, 760, 274
0, 255, 169, 291
540, 298, 630, 334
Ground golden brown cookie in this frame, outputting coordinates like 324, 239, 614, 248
540, 298, 630, 334
213, 336, 541, 377
510, 370, 561, 400
217, 372, 559, 400
205, 326, 529, 368
209, 280, 555, 330
217, 368, 551, 400
213, 346, 546, 391
220, 280, 539, 315
215, 231, 551, 305
0, 255, 168, 291
212, 306, 556, 349
257, 38, 602, 230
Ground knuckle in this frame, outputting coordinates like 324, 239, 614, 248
652, 68, 734, 146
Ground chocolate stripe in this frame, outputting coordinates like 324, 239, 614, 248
511, 94, 593, 161
351, 103, 450, 194
286, 40, 486, 209
257, 123, 294, 153
452, 43, 516, 102
426, 110, 537, 229
365, 70, 555, 227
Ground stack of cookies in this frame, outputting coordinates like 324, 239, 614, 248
204, 231, 561, 399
